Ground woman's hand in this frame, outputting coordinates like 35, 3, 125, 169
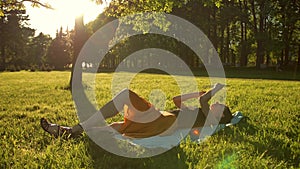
173, 91, 206, 109
213, 83, 225, 90
199, 83, 225, 117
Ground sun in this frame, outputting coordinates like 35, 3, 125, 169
51, 0, 104, 26
25, 0, 108, 37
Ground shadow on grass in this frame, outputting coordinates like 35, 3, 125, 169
85, 115, 299, 168
111, 67, 300, 81
86, 139, 188, 169
220, 67, 300, 81
220, 116, 299, 167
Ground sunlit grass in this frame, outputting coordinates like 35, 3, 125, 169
0, 71, 299, 168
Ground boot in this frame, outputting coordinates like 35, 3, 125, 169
40, 118, 83, 138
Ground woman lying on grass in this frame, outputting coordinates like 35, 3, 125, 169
41, 83, 233, 139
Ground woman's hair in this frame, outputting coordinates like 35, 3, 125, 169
219, 106, 233, 124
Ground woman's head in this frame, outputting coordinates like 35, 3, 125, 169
210, 102, 233, 124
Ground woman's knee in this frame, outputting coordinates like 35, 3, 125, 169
115, 88, 130, 97
119, 88, 131, 95
114, 88, 135, 102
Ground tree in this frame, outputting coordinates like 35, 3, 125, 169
69, 15, 90, 89
0, 0, 52, 71
0, 9, 35, 70
46, 27, 72, 70
28, 32, 52, 66
277, 0, 300, 67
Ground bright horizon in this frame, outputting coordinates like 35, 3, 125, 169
25, 0, 110, 38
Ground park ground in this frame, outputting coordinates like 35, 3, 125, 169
0, 69, 299, 168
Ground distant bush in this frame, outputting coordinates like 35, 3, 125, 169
29, 64, 38, 72
42, 64, 54, 72
5, 65, 21, 72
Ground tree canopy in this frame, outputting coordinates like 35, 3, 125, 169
97, 0, 300, 69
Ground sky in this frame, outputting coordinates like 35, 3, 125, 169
24, 0, 110, 38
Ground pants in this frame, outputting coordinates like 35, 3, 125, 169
81, 88, 161, 128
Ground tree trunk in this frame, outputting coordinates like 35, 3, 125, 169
239, 0, 244, 66
240, 21, 248, 66
266, 52, 270, 66
256, 39, 264, 68
298, 45, 300, 65
0, 44, 5, 71
250, 0, 261, 69
0, 16, 5, 71
243, 22, 249, 66
225, 22, 230, 64
231, 49, 236, 66
284, 45, 290, 66
220, 26, 225, 63
251, 0, 266, 69
212, 6, 218, 50
280, 50, 284, 67
207, 8, 211, 41
70, 15, 88, 91
284, 24, 295, 66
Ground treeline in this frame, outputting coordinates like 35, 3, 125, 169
0, 7, 70, 71
101, 0, 300, 70
174, 0, 300, 69
0, 9, 49, 71
0, 0, 82, 72
0, 0, 299, 71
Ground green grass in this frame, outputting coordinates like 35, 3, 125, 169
0, 71, 299, 168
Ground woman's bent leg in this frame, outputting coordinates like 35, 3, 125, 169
81, 88, 152, 128
121, 89, 161, 123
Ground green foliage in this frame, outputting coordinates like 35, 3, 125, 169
0, 0, 52, 17
0, 0, 54, 71
28, 32, 52, 66
97, 0, 300, 69
0, 8, 35, 70
103, 33, 200, 70
106, 0, 188, 17
46, 28, 73, 70
86, 13, 116, 34
0, 71, 299, 168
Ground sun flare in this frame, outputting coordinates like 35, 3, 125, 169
25, 0, 108, 37
49, 0, 105, 28
53, 0, 92, 19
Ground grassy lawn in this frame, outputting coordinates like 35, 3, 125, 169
0, 71, 299, 168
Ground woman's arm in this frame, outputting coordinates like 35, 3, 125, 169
199, 83, 225, 116
173, 91, 206, 109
